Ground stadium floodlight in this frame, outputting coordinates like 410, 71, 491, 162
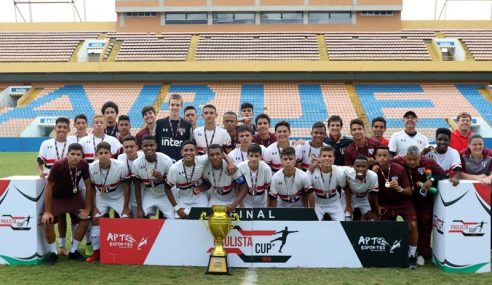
436, 0, 492, 20
12, 0, 86, 22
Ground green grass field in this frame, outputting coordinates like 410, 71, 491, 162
0, 152, 491, 285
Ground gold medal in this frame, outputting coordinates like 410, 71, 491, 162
73, 187, 78, 194
385, 181, 390, 188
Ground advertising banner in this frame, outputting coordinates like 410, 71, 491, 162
433, 180, 491, 273
101, 215, 408, 268
0, 176, 48, 265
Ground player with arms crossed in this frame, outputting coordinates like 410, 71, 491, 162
344, 155, 379, 221
42, 143, 92, 264
268, 147, 313, 208
86, 142, 128, 263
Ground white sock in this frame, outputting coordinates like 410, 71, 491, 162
90, 225, 100, 251
409, 245, 417, 257
58, 237, 66, 248
49, 242, 58, 254
70, 239, 81, 253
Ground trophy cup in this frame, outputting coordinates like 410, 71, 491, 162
200, 205, 239, 275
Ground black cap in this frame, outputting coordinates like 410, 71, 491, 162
403, 111, 418, 118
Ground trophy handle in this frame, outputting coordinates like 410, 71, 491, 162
229, 213, 240, 229
199, 212, 210, 231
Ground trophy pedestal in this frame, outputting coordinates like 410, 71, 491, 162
206, 255, 230, 275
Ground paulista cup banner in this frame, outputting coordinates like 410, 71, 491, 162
101, 208, 409, 268
0, 176, 48, 265
433, 180, 491, 273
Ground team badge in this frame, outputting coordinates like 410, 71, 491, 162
417, 167, 425, 175
368, 148, 374, 155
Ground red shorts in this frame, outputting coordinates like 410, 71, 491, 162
49, 194, 84, 224
380, 201, 417, 222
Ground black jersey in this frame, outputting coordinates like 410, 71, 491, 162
155, 117, 192, 162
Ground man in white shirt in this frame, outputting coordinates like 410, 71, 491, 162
237, 144, 272, 208
194, 104, 231, 155
269, 147, 313, 208
308, 146, 347, 221
389, 111, 429, 156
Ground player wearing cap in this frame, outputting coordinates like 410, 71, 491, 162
389, 111, 429, 156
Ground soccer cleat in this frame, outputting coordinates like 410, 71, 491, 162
409, 255, 417, 269
46, 252, 59, 265
68, 250, 86, 261
85, 244, 93, 256
59, 247, 69, 256
417, 255, 425, 266
86, 249, 100, 263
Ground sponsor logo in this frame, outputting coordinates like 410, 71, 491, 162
0, 214, 32, 231
106, 232, 149, 251
207, 226, 298, 263
433, 215, 444, 235
161, 137, 182, 147
357, 236, 401, 253
448, 220, 486, 237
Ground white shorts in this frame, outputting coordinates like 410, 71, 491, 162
177, 192, 208, 209
95, 194, 124, 218
241, 193, 267, 208
351, 196, 371, 215
209, 191, 235, 207
142, 189, 174, 219
315, 203, 344, 221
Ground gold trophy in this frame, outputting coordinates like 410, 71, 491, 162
200, 205, 239, 275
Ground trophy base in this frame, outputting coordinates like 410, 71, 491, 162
206, 255, 230, 275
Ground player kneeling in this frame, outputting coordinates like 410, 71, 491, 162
86, 142, 128, 262
269, 147, 313, 208
344, 155, 379, 221
204, 144, 248, 211
237, 144, 272, 208
41, 143, 92, 265
308, 146, 347, 221
132, 135, 174, 219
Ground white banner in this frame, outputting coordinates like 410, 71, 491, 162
0, 176, 48, 265
433, 180, 491, 273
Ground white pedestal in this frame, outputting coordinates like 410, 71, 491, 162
433, 180, 491, 273
0, 176, 48, 265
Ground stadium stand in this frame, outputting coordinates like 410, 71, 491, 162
0, 32, 100, 62
0, 82, 488, 140
113, 33, 191, 61
441, 30, 492, 61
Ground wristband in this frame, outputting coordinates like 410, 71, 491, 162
173, 205, 180, 212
